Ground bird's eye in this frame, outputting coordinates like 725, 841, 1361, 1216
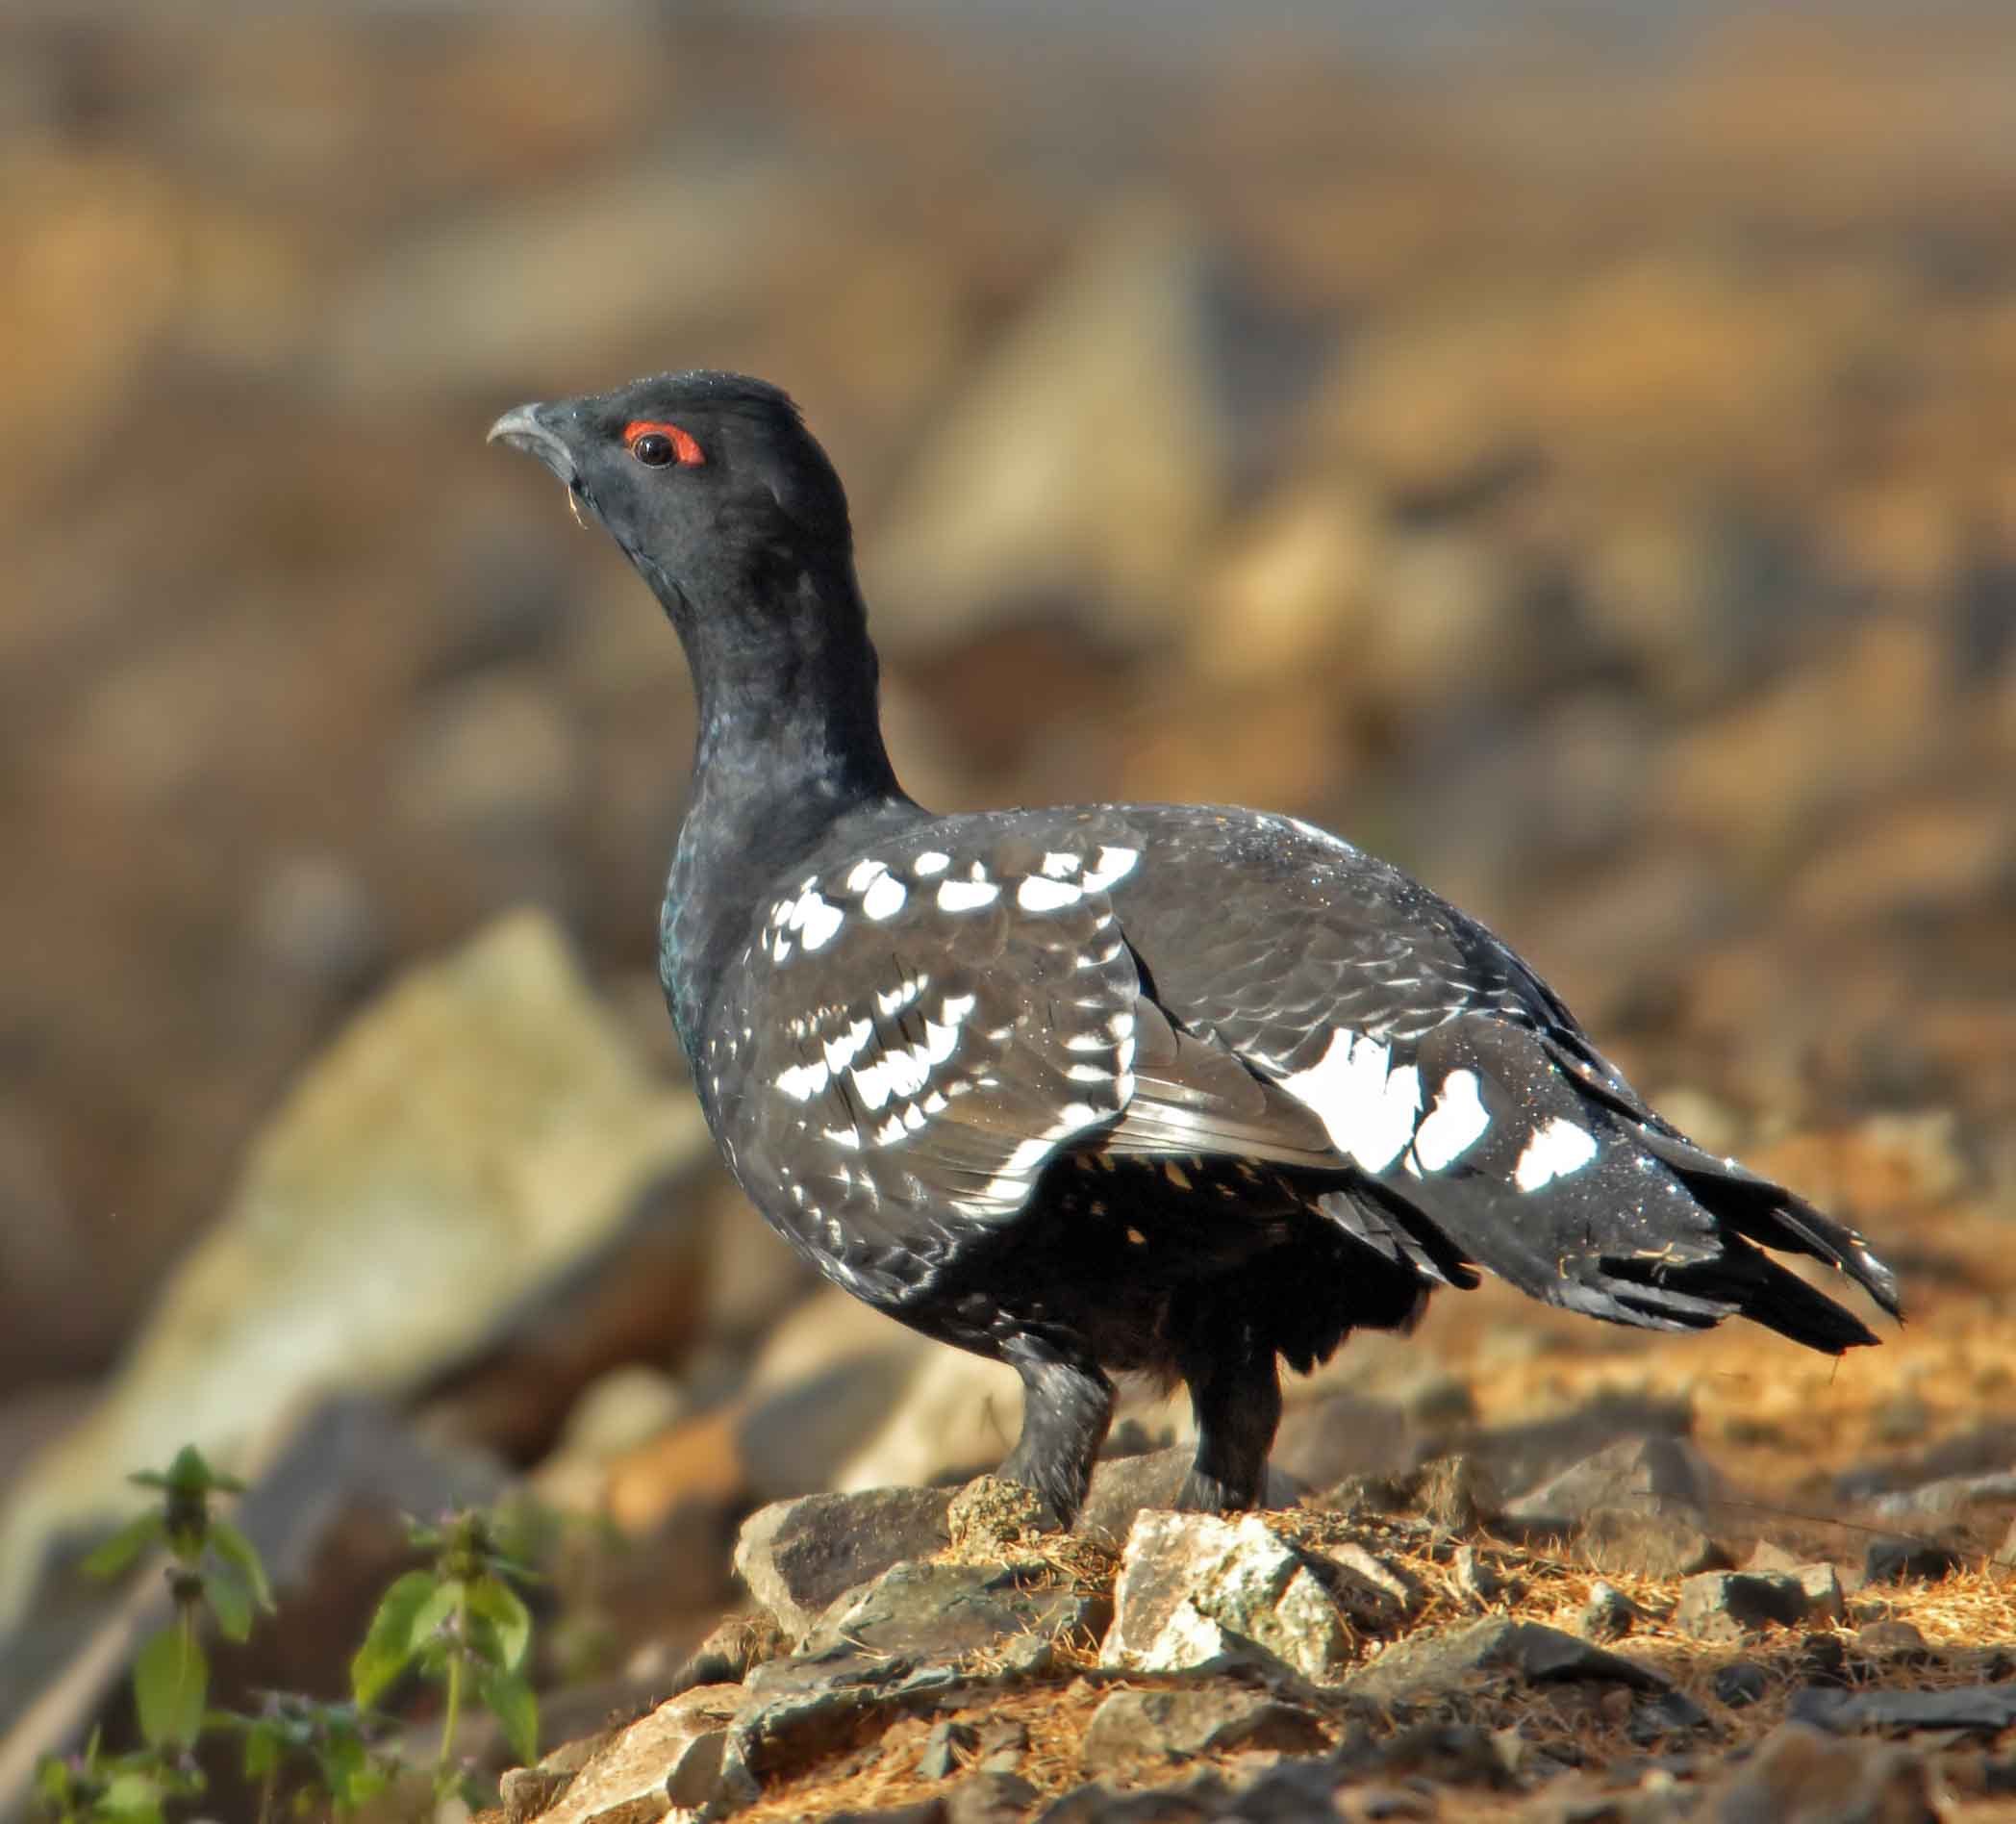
623, 419, 705, 469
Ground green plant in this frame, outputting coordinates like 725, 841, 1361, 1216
351, 1509, 540, 1794
211, 1693, 398, 1823
36, 1458, 547, 1824
81, 1446, 274, 1757
31, 1731, 201, 1824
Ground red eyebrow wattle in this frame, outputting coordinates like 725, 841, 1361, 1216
623, 419, 705, 465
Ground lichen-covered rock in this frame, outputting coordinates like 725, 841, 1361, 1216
1100, 1510, 1352, 1683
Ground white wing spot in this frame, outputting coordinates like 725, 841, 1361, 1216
1018, 874, 1083, 912
1411, 1069, 1490, 1173
1080, 846, 1141, 892
1040, 850, 1081, 878
771, 932, 793, 963
913, 851, 950, 876
788, 886, 844, 951
938, 878, 999, 912
822, 1018, 873, 1073
846, 858, 888, 892
1515, 1117, 1599, 1191
776, 1059, 829, 1102
877, 976, 924, 1016
820, 1124, 863, 1150
862, 873, 907, 920
1281, 1028, 1423, 1172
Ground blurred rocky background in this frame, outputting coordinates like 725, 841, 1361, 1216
3, 0, 2016, 1814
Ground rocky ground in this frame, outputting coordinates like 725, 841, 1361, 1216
4, 6, 2016, 1821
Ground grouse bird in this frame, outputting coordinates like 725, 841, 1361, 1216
490, 371, 1899, 1525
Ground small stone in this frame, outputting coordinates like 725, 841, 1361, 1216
1579, 1581, 1644, 1643
919, 1719, 979, 1781
1626, 1690, 1708, 1746
946, 1475, 1052, 1556
1674, 1571, 1812, 1641
1712, 1661, 1771, 1709
1451, 1544, 1502, 1608
1863, 1538, 1964, 1587
1856, 1618, 1929, 1660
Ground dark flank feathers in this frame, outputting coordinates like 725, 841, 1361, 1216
491, 370, 1900, 1526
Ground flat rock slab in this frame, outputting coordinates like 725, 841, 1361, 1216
1344, 1617, 1668, 1706
1100, 1510, 1352, 1683
735, 1485, 954, 1639
1789, 1684, 2016, 1735
801, 1557, 1108, 1663
1078, 1686, 1328, 1773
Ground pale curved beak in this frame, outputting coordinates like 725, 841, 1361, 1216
487, 403, 576, 485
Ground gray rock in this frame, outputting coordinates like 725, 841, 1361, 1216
1695, 1721, 1937, 1822
1868, 1467, 2016, 1523
0, 912, 708, 1637
1862, 1538, 1963, 1586
918, 1718, 978, 1781
1345, 1617, 1669, 1706
1269, 1389, 1419, 1490
1506, 1433, 1722, 1527
1579, 1580, 1645, 1642
1073, 1445, 1305, 1550
1788, 1685, 2016, 1735
871, 207, 1228, 654
734, 1485, 954, 1640
1077, 1687, 1327, 1773
1100, 1510, 1353, 1683
1673, 1571, 1814, 1641
1575, 1506, 1726, 1580
1854, 1618, 1929, 1660
1462, 1397, 1694, 1507
1626, 1689, 1709, 1745
801, 1557, 1106, 1665
523, 1683, 741, 1824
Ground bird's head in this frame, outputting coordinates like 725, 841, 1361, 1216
488, 370, 854, 635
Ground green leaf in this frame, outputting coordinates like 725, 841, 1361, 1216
134, 1627, 208, 1751
202, 1560, 255, 1642
99, 1772, 166, 1824
240, 1723, 283, 1780
207, 1518, 274, 1612
350, 1571, 436, 1705
81, 1512, 167, 1583
466, 1576, 532, 1671
407, 1577, 464, 1654
475, 1665, 539, 1766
